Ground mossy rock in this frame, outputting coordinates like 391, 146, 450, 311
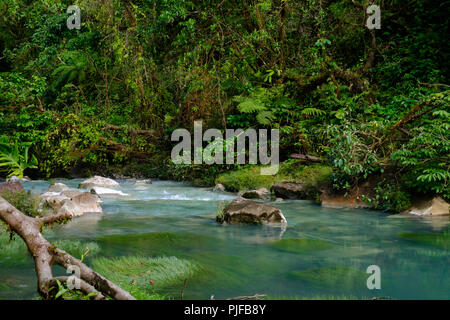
91, 256, 200, 300
289, 266, 368, 290
215, 161, 332, 192
398, 232, 450, 250
270, 238, 336, 254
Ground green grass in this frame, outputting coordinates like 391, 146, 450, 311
289, 266, 368, 290
215, 161, 332, 193
90, 256, 200, 300
270, 238, 336, 254
0, 190, 41, 217
398, 231, 450, 250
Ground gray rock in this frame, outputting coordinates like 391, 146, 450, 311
218, 198, 287, 225
0, 181, 24, 194
60, 189, 84, 198
403, 197, 449, 216
48, 183, 69, 193
43, 194, 71, 211
213, 183, 226, 192
271, 182, 305, 199
57, 192, 103, 217
79, 176, 119, 189
238, 188, 270, 200
7, 176, 20, 182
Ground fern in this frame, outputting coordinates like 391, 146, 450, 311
0, 141, 38, 178
233, 87, 274, 125
301, 107, 326, 118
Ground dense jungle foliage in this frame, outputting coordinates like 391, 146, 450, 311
0, 0, 449, 208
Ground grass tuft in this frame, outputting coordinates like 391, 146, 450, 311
90, 256, 200, 300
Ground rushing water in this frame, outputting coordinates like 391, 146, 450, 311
1, 179, 449, 300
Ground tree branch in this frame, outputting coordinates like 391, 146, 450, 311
0, 196, 136, 300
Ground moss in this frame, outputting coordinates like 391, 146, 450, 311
215, 161, 332, 192
91, 256, 200, 300
270, 238, 336, 254
289, 266, 368, 290
398, 232, 450, 250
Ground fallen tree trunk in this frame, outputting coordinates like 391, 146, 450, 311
0, 196, 136, 300
290, 153, 325, 163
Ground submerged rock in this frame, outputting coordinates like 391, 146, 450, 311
403, 197, 449, 216
271, 182, 305, 199
238, 188, 270, 200
90, 186, 130, 197
0, 181, 24, 194
79, 176, 120, 189
218, 198, 287, 225
48, 183, 69, 193
57, 192, 103, 217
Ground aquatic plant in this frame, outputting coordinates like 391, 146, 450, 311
289, 266, 368, 290
0, 228, 100, 267
398, 232, 450, 250
270, 238, 336, 254
91, 256, 200, 300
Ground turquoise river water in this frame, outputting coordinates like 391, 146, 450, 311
0, 179, 448, 299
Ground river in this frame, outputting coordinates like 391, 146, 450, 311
0, 179, 448, 299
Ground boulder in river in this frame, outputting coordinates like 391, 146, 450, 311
135, 179, 152, 185
57, 192, 103, 217
271, 182, 305, 199
0, 181, 24, 194
48, 183, 69, 193
213, 183, 226, 192
238, 188, 270, 200
42, 194, 71, 211
79, 176, 120, 189
90, 186, 130, 197
217, 198, 287, 225
403, 197, 449, 216
60, 189, 84, 198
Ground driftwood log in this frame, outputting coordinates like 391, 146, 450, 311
290, 153, 325, 163
0, 196, 135, 300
